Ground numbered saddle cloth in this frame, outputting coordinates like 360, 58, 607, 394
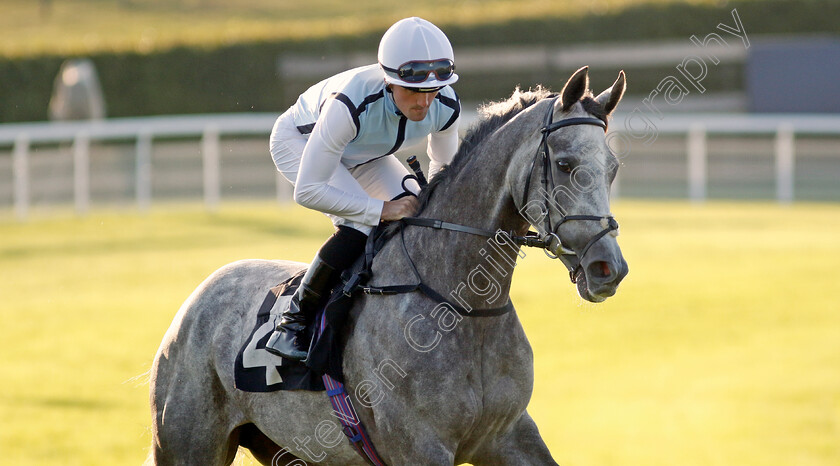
233, 265, 358, 392
233, 269, 326, 392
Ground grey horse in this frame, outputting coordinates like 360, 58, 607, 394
150, 66, 628, 465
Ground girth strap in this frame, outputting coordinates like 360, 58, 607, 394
315, 313, 386, 465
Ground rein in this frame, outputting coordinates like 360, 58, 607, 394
343, 222, 513, 317
405, 96, 619, 283
343, 97, 620, 315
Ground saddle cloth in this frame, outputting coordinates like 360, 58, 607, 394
233, 267, 387, 465
233, 269, 326, 392
234, 266, 356, 392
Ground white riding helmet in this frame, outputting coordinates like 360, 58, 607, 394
378, 17, 459, 90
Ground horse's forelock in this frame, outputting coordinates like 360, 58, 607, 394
579, 95, 608, 125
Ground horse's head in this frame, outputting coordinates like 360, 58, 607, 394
511, 67, 628, 302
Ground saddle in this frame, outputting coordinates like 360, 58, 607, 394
234, 226, 393, 393
233, 249, 388, 464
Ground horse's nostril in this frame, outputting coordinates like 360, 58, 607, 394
600, 261, 611, 278
588, 261, 612, 280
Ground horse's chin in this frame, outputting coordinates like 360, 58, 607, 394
574, 268, 611, 303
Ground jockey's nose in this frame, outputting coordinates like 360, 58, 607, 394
417, 93, 432, 108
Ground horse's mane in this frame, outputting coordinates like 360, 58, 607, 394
381, 85, 606, 237
414, 85, 607, 212
414, 86, 556, 213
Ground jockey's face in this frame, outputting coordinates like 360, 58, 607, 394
389, 84, 439, 122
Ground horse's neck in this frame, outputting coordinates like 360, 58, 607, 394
425, 109, 536, 234
394, 131, 531, 310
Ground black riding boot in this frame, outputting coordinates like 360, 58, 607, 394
264, 255, 339, 360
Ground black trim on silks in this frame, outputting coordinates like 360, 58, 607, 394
333, 93, 360, 135
298, 90, 385, 136
356, 90, 385, 119
333, 91, 386, 139
296, 123, 316, 135
349, 114, 407, 169
318, 94, 333, 113
436, 92, 461, 132
385, 116, 407, 155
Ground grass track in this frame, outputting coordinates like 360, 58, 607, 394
0, 200, 838, 465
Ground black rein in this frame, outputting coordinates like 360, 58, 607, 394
345, 97, 621, 316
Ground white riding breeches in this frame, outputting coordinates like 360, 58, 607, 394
270, 109, 419, 235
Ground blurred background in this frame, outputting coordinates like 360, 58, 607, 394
3, 0, 840, 208
0, 1, 838, 465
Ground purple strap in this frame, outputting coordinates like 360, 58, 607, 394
316, 312, 386, 465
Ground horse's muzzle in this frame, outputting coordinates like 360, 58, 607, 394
576, 252, 628, 303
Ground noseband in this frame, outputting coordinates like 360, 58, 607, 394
520, 96, 619, 281
401, 96, 619, 284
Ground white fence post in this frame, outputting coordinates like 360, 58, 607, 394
775, 124, 795, 204
73, 131, 90, 214
202, 126, 220, 212
136, 131, 152, 211
687, 124, 707, 203
13, 134, 30, 220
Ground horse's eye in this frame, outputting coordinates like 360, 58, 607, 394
557, 160, 572, 173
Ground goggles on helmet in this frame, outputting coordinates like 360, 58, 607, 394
381, 59, 455, 84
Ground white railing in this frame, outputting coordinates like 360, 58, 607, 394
0, 113, 278, 219
609, 112, 840, 203
2, 111, 840, 220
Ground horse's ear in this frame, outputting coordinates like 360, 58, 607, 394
560, 66, 589, 111
594, 70, 626, 116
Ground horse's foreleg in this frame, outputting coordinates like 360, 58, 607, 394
470, 411, 558, 465
371, 421, 456, 465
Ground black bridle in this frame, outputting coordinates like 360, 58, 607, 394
402, 96, 619, 283
520, 96, 619, 281
344, 97, 622, 317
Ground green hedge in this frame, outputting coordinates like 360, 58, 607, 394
2, 0, 838, 123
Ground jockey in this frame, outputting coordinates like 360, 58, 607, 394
265, 17, 461, 360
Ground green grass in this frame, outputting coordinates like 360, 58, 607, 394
0, 200, 838, 465
2, 0, 726, 57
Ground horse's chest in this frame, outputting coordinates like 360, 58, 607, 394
466, 321, 535, 428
